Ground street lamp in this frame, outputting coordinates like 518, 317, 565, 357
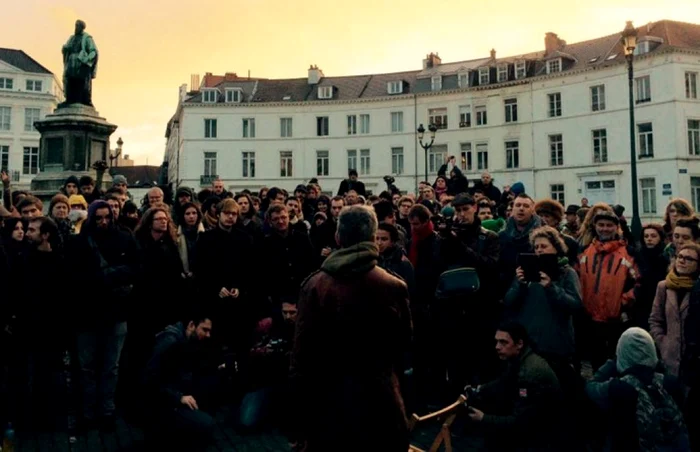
622, 20, 642, 241
417, 123, 438, 183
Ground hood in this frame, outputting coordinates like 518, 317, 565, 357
504, 215, 542, 241
322, 241, 378, 276
616, 327, 658, 374
82, 199, 115, 235
155, 321, 187, 344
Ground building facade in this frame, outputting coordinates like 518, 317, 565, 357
0, 49, 63, 189
165, 20, 700, 220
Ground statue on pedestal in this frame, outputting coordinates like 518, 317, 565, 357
60, 20, 98, 107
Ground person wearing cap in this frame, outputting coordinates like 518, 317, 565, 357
562, 204, 580, 238
585, 327, 689, 451
579, 211, 640, 369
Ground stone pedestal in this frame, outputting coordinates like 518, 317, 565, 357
31, 104, 117, 196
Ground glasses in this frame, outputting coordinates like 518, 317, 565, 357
677, 255, 699, 263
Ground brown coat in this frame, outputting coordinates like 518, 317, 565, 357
290, 242, 412, 452
649, 281, 690, 378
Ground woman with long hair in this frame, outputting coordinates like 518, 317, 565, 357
664, 199, 694, 242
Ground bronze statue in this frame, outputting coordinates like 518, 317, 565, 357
61, 20, 98, 107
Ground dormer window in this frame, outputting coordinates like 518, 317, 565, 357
479, 67, 490, 85
387, 81, 403, 94
515, 61, 527, 79
458, 72, 469, 88
202, 89, 218, 103
634, 41, 651, 56
225, 88, 242, 103
431, 75, 442, 91
497, 64, 508, 82
547, 58, 562, 74
318, 86, 333, 99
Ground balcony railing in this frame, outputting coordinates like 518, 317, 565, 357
200, 174, 218, 186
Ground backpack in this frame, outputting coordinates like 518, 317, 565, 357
620, 373, 689, 452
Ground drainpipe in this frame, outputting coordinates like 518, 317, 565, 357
413, 93, 418, 193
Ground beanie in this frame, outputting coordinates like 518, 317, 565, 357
510, 182, 525, 196
68, 194, 88, 209
616, 327, 658, 374
112, 175, 128, 186
64, 175, 80, 187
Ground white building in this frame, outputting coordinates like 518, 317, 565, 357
0, 48, 63, 189
165, 20, 700, 220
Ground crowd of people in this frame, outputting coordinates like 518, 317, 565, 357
0, 161, 699, 451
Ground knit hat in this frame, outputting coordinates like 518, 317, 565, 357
565, 204, 580, 215
112, 174, 128, 186
482, 217, 506, 233
176, 186, 193, 198
510, 182, 525, 196
535, 199, 565, 222
64, 175, 80, 188
313, 211, 327, 221
441, 205, 455, 218
294, 184, 308, 194
593, 211, 620, 225
616, 327, 658, 373
68, 194, 88, 209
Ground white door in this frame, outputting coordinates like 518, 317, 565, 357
584, 180, 617, 205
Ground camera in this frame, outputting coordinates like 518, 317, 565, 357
383, 175, 395, 185
383, 175, 399, 195
431, 214, 454, 235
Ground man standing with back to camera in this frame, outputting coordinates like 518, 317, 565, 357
291, 205, 412, 451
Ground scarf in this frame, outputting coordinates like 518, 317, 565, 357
409, 221, 434, 268
666, 270, 696, 291
321, 241, 379, 276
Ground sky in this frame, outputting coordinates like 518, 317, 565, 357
2, 0, 700, 165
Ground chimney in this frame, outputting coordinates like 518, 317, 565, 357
422, 52, 442, 69
179, 84, 187, 103
544, 32, 566, 55
224, 72, 238, 80
190, 74, 200, 91
308, 65, 324, 85
490, 48, 497, 60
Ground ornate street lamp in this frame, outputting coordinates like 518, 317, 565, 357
622, 21, 642, 241
417, 123, 438, 184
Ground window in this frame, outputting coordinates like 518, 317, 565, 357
391, 147, 404, 175
0, 145, 8, 172
429, 145, 447, 173
460, 143, 472, 172
317, 116, 329, 136
549, 134, 564, 166
515, 61, 526, 79
347, 150, 357, 171
692, 177, 700, 212
0, 78, 13, 89
24, 108, 40, 132
505, 141, 519, 169
592, 129, 608, 163
347, 115, 357, 135
550, 184, 565, 205
242, 118, 255, 138
428, 108, 448, 129
280, 151, 293, 177
459, 105, 471, 128
391, 112, 403, 133
687, 72, 698, 99
431, 75, 442, 91
242, 151, 255, 178
475, 106, 487, 126
0, 107, 11, 130
225, 89, 242, 103
458, 72, 469, 88
23, 147, 39, 175
690, 119, 700, 156
638, 123, 654, 158
479, 67, 490, 85
548, 93, 562, 117
504, 98, 517, 123
387, 81, 403, 94
360, 149, 371, 175
476, 143, 488, 170
318, 86, 333, 99
634, 41, 651, 56
497, 65, 508, 82
640, 178, 657, 214
204, 118, 217, 138
360, 114, 370, 134
280, 117, 293, 137
202, 89, 217, 103
203, 152, 217, 176
547, 59, 561, 74
591, 85, 606, 111
316, 150, 329, 176
635, 76, 651, 103
26, 80, 42, 92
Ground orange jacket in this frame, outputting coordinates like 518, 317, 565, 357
578, 239, 639, 322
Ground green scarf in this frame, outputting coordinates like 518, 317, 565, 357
666, 270, 696, 291
321, 241, 379, 276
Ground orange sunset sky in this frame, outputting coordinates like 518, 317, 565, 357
2, 0, 700, 166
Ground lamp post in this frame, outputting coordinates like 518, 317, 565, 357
417, 123, 438, 184
622, 20, 642, 241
